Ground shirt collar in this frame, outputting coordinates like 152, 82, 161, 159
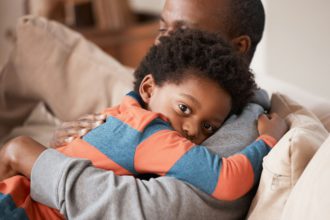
126, 91, 146, 108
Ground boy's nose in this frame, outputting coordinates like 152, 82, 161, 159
182, 121, 199, 141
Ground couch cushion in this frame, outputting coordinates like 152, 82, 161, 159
271, 89, 330, 132
247, 93, 329, 220
256, 74, 330, 132
0, 15, 134, 140
314, 109, 330, 132
0, 102, 60, 147
280, 135, 330, 220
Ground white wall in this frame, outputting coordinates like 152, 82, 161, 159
252, 0, 330, 100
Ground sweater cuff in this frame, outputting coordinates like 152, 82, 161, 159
257, 135, 277, 148
30, 149, 76, 209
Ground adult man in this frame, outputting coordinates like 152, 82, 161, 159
53, 0, 268, 154
6, 0, 268, 219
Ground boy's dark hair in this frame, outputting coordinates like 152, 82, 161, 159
134, 29, 257, 114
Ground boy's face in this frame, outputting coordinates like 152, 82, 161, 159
140, 73, 231, 145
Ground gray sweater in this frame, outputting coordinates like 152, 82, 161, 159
30, 90, 269, 220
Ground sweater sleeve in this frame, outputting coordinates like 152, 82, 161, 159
134, 131, 276, 201
30, 149, 251, 220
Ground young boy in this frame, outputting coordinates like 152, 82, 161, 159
0, 29, 287, 219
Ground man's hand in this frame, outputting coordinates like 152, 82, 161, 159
50, 113, 106, 148
258, 113, 289, 142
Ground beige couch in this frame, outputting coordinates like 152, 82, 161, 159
1, 16, 330, 219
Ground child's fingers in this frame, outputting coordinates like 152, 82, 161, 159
258, 113, 270, 122
268, 112, 279, 120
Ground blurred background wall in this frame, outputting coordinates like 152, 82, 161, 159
251, 0, 330, 100
0, 0, 329, 100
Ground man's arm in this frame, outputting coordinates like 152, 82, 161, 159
31, 149, 250, 219
0, 139, 247, 219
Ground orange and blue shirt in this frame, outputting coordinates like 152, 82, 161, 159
0, 91, 276, 219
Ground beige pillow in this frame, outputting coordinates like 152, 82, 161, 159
256, 74, 330, 132
0, 15, 134, 140
314, 109, 330, 132
0, 102, 60, 147
280, 135, 330, 220
247, 93, 329, 220
271, 89, 330, 132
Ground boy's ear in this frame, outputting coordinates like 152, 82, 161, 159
139, 74, 156, 104
231, 35, 251, 55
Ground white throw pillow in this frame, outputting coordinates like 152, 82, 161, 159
280, 135, 330, 220
247, 93, 329, 220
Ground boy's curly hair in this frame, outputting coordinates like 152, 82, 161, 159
134, 29, 257, 114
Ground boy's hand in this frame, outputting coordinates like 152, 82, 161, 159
0, 136, 46, 181
50, 113, 106, 148
258, 113, 289, 142
0, 142, 18, 181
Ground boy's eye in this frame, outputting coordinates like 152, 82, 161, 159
202, 122, 217, 134
178, 104, 191, 115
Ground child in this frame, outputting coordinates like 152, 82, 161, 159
0, 29, 287, 219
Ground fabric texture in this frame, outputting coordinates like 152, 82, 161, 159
0, 92, 276, 219
280, 135, 330, 220
0, 102, 60, 147
256, 74, 330, 132
247, 93, 329, 220
0, 15, 134, 141
31, 149, 258, 220
203, 89, 269, 157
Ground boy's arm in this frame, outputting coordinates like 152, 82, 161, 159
31, 149, 249, 219
0, 136, 46, 181
210, 112, 287, 200
0, 137, 249, 219
133, 113, 287, 201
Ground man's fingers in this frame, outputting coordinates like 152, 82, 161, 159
79, 113, 106, 121
78, 128, 90, 136
50, 134, 80, 148
78, 119, 103, 128
54, 127, 81, 137
61, 121, 80, 129
94, 113, 107, 121
50, 113, 107, 149
64, 136, 76, 144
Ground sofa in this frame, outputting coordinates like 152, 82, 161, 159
1, 16, 330, 219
